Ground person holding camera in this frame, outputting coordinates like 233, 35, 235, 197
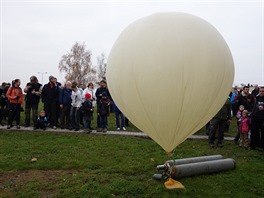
24, 76, 42, 127
6, 79, 24, 129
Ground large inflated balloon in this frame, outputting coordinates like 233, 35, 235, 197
106, 12, 234, 152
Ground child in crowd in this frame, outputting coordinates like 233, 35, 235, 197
97, 92, 111, 132
238, 110, 250, 149
114, 102, 126, 131
34, 110, 48, 130
234, 105, 245, 144
82, 93, 94, 132
236, 105, 245, 120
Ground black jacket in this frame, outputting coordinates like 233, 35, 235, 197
41, 82, 59, 104
251, 95, 264, 120
25, 82, 42, 104
95, 87, 111, 103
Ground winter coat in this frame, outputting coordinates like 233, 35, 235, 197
95, 87, 111, 103
83, 87, 96, 107
71, 89, 82, 108
24, 82, 42, 104
239, 117, 250, 133
213, 99, 232, 120
41, 82, 59, 104
98, 98, 111, 116
82, 99, 94, 117
59, 87, 72, 107
6, 86, 24, 105
251, 95, 264, 120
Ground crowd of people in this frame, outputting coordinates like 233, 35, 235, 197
1, 77, 263, 151
0, 75, 127, 133
207, 85, 264, 151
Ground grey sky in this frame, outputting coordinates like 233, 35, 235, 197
1, 0, 263, 89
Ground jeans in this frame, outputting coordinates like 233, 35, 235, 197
44, 101, 57, 127
70, 107, 80, 130
99, 115, 107, 129
60, 106, 71, 128
25, 103, 38, 127
115, 112, 125, 128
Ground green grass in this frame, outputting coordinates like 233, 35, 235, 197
0, 131, 263, 197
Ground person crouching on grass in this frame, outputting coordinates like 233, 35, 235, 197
6, 79, 24, 129
82, 93, 94, 133
97, 92, 111, 132
34, 110, 48, 130
70, 84, 82, 131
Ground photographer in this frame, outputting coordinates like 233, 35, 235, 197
24, 76, 42, 127
6, 79, 24, 129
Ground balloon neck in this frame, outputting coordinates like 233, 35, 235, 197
166, 151, 173, 159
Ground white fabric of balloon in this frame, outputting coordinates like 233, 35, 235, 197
106, 12, 234, 153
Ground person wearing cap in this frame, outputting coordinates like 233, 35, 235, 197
24, 75, 42, 127
82, 93, 94, 132
41, 75, 59, 129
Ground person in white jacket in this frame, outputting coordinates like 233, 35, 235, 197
70, 84, 82, 131
82, 82, 97, 107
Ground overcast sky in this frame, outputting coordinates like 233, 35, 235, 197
1, 0, 263, 88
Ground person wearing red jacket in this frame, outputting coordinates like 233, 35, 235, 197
6, 79, 24, 129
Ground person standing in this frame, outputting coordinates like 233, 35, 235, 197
234, 105, 245, 145
208, 98, 232, 148
6, 79, 24, 129
114, 102, 126, 131
238, 110, 250, 149
237, 86, 251, 111
251, 84, 260, 97
250, 87, 264, 150
82, 93, 94, 132
95, 80, 110, 131
41, 75, 59, 129
59, 81, 72, 129
24, 76, 42, 127
70, 84, 82, 131
83, 82, 96, 107
97, 92, 111, 132
230, 86, 239, 116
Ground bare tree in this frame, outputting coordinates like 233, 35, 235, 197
97, 53, 107, 81
58, 42, 92, 85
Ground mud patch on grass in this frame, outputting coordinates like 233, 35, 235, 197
0, 170, 78, 197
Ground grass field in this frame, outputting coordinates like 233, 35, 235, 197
0, 129, 264, 197
0, 101, 263, 197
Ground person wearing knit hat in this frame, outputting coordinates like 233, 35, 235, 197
82, 92, 94, 132
85, 93, 91, 99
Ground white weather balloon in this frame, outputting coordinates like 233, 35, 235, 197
106, 12, 234, 153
